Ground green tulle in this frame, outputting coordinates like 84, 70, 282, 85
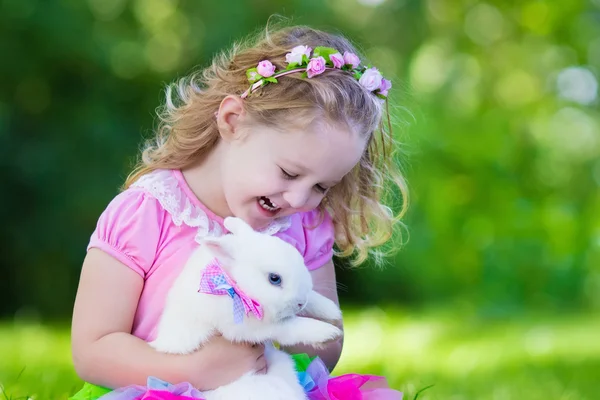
69, 353, 315, 399
291, 352, 316, 372
69, 382, 112, 400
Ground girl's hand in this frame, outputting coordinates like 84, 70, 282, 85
183, 336, 267, 390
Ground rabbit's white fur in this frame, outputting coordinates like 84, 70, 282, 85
149, 217, 342, 400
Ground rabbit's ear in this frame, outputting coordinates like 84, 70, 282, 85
223, 217, 254, 235
200, 236, 234, 265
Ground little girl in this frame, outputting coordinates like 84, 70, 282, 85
70, 23, 408, 395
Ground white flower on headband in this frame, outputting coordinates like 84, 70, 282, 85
247, 70, 259, 82
359, 67, 383, 91
241, 46, 391, 99
285, 45, 312, 65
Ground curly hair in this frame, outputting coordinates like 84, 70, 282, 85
125, 23, 409, 266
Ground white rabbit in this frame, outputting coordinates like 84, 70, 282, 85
149, 216, 343, 400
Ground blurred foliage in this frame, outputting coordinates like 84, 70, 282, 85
2, 308, 599, 399
1, 0, 600, 319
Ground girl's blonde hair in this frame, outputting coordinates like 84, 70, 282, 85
125, 23, 409, 266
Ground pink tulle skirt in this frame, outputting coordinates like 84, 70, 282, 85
97, 377, 204, 399
94, 356, 402, 400
300, 356, 402, 400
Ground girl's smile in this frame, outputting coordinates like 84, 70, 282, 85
257, 196, 281, 216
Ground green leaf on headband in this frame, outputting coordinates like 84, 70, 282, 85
301, 71, 308, 79
353, 70, 363, 80
246, 68, 260, 83
313, 46, 337, 60
263, 77, 278, 84
286, 62, 300, 70
302, 54, 310, 65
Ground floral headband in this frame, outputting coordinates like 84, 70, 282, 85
241, 45, 391, 99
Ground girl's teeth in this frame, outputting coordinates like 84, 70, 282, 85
259, 197, 279, 212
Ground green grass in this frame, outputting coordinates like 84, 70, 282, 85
1, 308, 599, 399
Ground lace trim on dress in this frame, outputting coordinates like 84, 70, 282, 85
131, 170, 291, 241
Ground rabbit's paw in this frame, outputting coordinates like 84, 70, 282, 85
274, 317, 342, 347
301, 291, 342, 322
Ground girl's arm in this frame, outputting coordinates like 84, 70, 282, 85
280, 259, 344, 371
71, 248, 265, 390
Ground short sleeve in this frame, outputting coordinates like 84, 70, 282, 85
301, 209, 335, 271
87, 189, 165, 278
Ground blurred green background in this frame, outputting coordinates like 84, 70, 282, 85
2, 0, 600, 398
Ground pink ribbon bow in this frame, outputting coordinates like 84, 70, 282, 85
198, 259, 264, 323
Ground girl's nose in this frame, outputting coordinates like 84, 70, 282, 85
283, 189, 312, 209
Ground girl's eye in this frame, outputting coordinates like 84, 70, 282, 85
268, 273, 282, 286
314, 184, 328, 194
280, 168, 297, 180
280, 167, 328, 193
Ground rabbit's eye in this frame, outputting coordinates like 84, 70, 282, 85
268, 273, 282, 286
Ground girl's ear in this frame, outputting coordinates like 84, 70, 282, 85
216, 95, 246, 142
201, 236, 235, 265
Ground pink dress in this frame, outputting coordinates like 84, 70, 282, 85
87, 169, 335, 342
83, 168, 403, 399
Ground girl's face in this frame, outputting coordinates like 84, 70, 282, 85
219, 119, 366, 230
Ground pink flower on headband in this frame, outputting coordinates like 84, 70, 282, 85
240, 45, 391, 99
307, 56, 327, 78
343, 52, 361, 69
359, 67, 383, 91
379, 78, 392, 96
330, 52, 344, 69
286, 45, 312, 65
257, 60, 276, 77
